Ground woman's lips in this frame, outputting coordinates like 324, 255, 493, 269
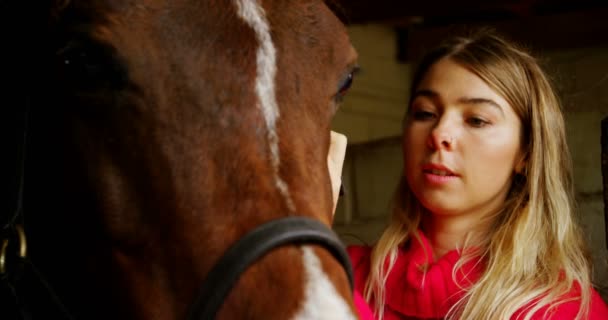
422, 163, 458, 184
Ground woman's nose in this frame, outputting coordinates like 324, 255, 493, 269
427, 121, 455, 150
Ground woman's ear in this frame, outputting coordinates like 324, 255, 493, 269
514, 152, 528, 175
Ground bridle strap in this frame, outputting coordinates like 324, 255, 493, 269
186, 216, 354, 320
2, 100, 28, 279
4, 99, 28, 229
2, 101, 76, 320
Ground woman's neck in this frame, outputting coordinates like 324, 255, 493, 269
421, 213, 490, 259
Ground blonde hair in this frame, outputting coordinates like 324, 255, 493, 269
364, 29, 592, 320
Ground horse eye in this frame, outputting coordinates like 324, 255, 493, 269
55, 39, 126, 90
337, 73, 353, 96
335, 68, 358, 102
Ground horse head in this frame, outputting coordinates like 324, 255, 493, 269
3, 0, 359, 319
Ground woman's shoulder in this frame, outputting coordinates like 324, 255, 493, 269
347, 244, 372, 266
354, 289, 376, 320
347, 245, 378, 319
551, 287, 608, 319
528, 286, 608, 319
587, 289, 608, 319
346, 245, 373, 294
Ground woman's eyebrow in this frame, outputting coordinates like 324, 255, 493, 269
412, 90, 505, 116
412, 89, 438, 100
457, 97, 504, 116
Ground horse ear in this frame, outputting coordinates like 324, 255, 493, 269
323, 0, 350, 24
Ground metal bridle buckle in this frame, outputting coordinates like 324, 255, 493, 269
0, 224, 27, 276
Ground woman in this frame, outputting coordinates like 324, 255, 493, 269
347, 30, 608, 319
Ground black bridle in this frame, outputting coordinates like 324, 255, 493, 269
3, 107, 354, 319
2, 103, 75, 319
187, 216, 354, 319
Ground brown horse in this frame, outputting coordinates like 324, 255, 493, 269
2, 0, 359, 319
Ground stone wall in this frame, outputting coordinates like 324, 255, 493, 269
547, 48, 608, 298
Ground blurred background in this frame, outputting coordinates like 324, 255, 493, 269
328, 0, 608, 301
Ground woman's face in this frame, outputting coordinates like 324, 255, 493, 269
404, 58, 524, 221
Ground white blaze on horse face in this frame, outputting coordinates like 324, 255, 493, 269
234, 0, 296, 212
293, 247, 357, 320
234, 3, 354, 319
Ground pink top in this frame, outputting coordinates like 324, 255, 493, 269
348, 231, 608, 319
354, 290, 376, 320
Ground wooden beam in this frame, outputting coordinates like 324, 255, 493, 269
335, 0, 517, 24
400, 8, 608, 61
336, 0, 607, 25
602, 116, 608, 250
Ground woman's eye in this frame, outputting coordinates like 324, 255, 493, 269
412, 110, 436, 120
467, 117, 489, 127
